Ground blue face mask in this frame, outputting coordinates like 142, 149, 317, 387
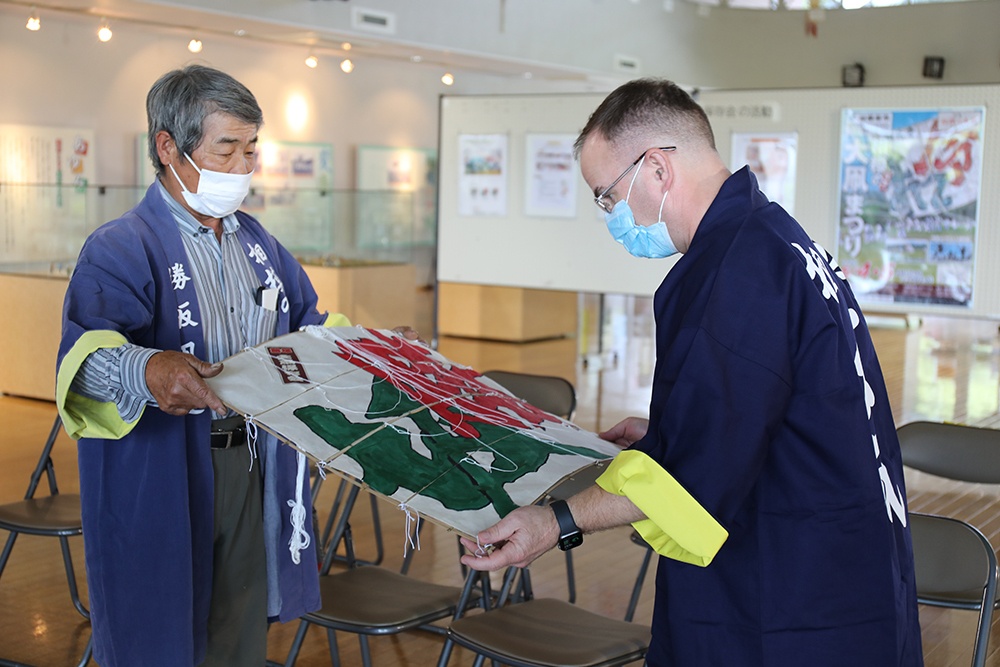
604, 156, 678, 259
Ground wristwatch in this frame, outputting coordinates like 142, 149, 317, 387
550, 499, 583, 551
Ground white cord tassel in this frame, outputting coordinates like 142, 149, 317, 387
398, 502, 421, 557
287, 450, 310, 565
244, 415, 259, 472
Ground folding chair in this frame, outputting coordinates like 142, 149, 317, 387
283, 484, 487, 667
0, 415, 92, 667
896, 421, 1000, 667
437, 565, 649, 667
909, 512, 998, 667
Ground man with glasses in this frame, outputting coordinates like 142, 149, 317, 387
461, 78, 923, 666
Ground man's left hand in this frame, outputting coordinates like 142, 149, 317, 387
458, 504, 560, 571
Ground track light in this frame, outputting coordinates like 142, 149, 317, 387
441, 72, 455, 86
340, 58, 354, 73
97, 18, 112, 42
305, 53, 318, 68
26, 7, 40, 31
188, 38, 203, 53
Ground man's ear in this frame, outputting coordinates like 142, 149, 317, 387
154, 130, 177, 168
648, 149, 674, 190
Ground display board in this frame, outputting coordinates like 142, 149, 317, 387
438, 85, 1000, 318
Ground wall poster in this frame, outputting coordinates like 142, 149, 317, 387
524, 133, 577, 218
837, 108, 985, 307
730, 131, 797, 216
458, 133, 507, 217
356, 145, 437, 248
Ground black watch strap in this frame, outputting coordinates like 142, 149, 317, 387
550, 499, 583, 551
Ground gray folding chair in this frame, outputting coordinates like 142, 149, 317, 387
437, 564, 649, 667
0, 416, 92, 667
896, 421, 1000, 667
909, 512, 998, 667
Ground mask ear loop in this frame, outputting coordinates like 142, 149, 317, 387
623, 154, 646, 205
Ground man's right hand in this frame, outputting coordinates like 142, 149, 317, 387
599, 417, 650, 448
145, 351, 226, 415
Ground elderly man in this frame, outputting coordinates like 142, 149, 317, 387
461, 79, 923, 666
58, 65, 370, 666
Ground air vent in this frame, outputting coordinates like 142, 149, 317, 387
351, 7, 396, 34
614, 54, 641, 73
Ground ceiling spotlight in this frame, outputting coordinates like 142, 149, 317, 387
340, 59, 354, 73
441, 72, 455, 86
523, 72, 533, 79
305, 54, 319, 68
410, 55, 423, 63
97, 18, 112, 42
187, 38, 203, 53
341, 42, 352, 51
26, 8, 40, 31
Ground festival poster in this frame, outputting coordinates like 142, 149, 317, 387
524, 133, 577, 218
458, 134, 508, 217
730, 132, 797, 216
837, 108, 985, 307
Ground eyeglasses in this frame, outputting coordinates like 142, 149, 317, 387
594, 146, 676, 214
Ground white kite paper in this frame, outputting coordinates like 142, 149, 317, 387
207, 326, 621, 538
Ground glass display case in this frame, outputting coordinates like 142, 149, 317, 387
0, 182, 432, 400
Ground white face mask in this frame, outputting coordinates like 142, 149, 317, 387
169, 153, 252, 219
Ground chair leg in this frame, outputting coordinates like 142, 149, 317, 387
59, 536, 89, 620
625, 546, 654, 622
283, 619, 310, 667
436, 637, 457, 667
565, 550, 576, 603
0, 531, 18, 579
326, 628, 342, 667
75, 633, 93, 667
358, 634, 373, 667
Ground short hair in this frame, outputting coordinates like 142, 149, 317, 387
574, 78, 715, 158
146, 65, 263, 175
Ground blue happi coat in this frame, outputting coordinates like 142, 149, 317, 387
597, 168, 923, 666
56, 184, 325, 667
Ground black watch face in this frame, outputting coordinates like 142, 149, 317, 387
557, 532, 584, 551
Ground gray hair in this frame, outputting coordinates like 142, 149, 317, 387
146, 65, 263, 175
574, 78, 715, 159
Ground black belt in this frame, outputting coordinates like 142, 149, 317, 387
210, 417, 248, 449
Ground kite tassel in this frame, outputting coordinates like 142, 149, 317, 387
398, 502, 421, 557
287, 450, 311, 565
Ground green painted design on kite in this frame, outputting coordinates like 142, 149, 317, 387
294, 382, 604, 517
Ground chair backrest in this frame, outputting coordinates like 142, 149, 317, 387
911, 512, 998, 606
896, 421, 1000, 484
21, 415, 65, 500
482, 370, 576, 421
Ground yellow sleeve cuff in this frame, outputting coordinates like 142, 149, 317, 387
325, 313, 352, 328
596, 449, 728, 567
56, 330, 143, 441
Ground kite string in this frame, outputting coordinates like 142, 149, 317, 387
398, 502, 421, 557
